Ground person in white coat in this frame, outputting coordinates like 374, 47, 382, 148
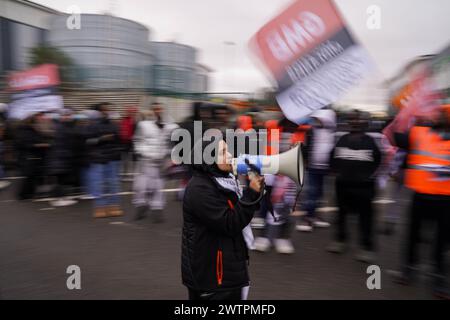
132, 103, 178, 222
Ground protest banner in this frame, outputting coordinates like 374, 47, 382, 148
7, 64, 63, 119
250, 0, 372, 123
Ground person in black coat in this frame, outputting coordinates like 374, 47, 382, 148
327, 110, 382, 263
72, 114, 93, 196
182, 138, 264, 300
17, 113, 51, 200
48, 111, 77, 205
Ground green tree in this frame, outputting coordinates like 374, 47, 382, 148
29, 46, 75, 84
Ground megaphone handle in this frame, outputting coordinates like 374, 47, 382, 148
238, 181, 265, 206
244, 158, 260, 175
238, 158, 266, 206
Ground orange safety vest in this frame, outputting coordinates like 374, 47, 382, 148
237, 115, 253, 132
265, 120, 281, 155
290, 124, 311, 145
405, 126, 450, 195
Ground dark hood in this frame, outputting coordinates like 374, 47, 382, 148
190, 138, 229, 178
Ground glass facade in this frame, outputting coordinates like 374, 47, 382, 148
1, 11, 210, 93
0, 17, 46, 74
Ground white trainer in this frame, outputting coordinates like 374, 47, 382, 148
274, 239, 295, 254
296, 224, 313, 232
0, 180, 11, 189
253, 237, 271, 252
313, 219, 330, 228
51, 198, 78, 207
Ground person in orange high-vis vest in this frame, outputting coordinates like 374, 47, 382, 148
265, 119, 280, 156
405, 126, 450, 195
392, 107, 450, 299
237, 115, 253, 132
290, 124, 311, 146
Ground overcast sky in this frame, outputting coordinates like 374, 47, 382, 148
31, 0, 450, 107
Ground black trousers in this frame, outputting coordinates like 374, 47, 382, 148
335, 181, 376, 251
18, 159, 42, 200
258, 186, 273, 220
188, 288, 242, 300
53, 172, 71, 198
405, 193, 450, 275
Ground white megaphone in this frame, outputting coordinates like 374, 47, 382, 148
231, 144, 304, 186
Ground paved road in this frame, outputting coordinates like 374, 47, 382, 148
0, 178, 444, 300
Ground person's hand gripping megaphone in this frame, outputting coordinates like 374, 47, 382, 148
246, 158, 265, 194
237, 158, 265, 206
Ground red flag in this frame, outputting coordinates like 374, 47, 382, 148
383, 68, 440, 146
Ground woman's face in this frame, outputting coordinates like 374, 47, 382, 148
216, 140, 233, 173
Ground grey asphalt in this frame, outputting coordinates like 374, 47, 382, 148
0, 178, 444, 300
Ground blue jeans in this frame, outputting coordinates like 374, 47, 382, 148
110, 160, 121, 200
303, 169, 326, 218
91, 161, 121, 207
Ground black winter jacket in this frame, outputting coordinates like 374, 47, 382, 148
330, 132, 382, 187
87, 117, 120, 164
182, 170, 259, 292
48, 121, 75, 175
17, 124, 50, 175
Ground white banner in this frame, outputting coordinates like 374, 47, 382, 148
276, 45, 373, 123
8, 95, 64, 120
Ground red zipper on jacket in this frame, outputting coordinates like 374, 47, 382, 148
216, 199, 235, 286
216, 250, 223, 286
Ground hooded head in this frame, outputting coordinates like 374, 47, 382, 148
190, 138, 233, 178
347, 109, 369, 133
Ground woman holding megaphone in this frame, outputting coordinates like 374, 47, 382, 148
181, 138, 264, 300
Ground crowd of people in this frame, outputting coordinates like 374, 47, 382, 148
177, 103, 449, 300
0, 100, 448, 300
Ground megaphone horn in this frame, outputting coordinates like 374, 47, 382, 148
232, 144, 305, 186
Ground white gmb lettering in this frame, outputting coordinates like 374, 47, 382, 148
266, 11, 326, 62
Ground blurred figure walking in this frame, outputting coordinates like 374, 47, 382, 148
89, 103, 123, 218
120, 106, 138, 180
391, 106, 450, 299
132, 103, 178, 222
297, 108, 336, 232
74, 112, 96, 199
49, 109, 78, 207
176, 102, 209, 200
327, 110, 382, 264
0, 120, 10, 190
253, 122, 298, 254
17, 113, 51, 200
